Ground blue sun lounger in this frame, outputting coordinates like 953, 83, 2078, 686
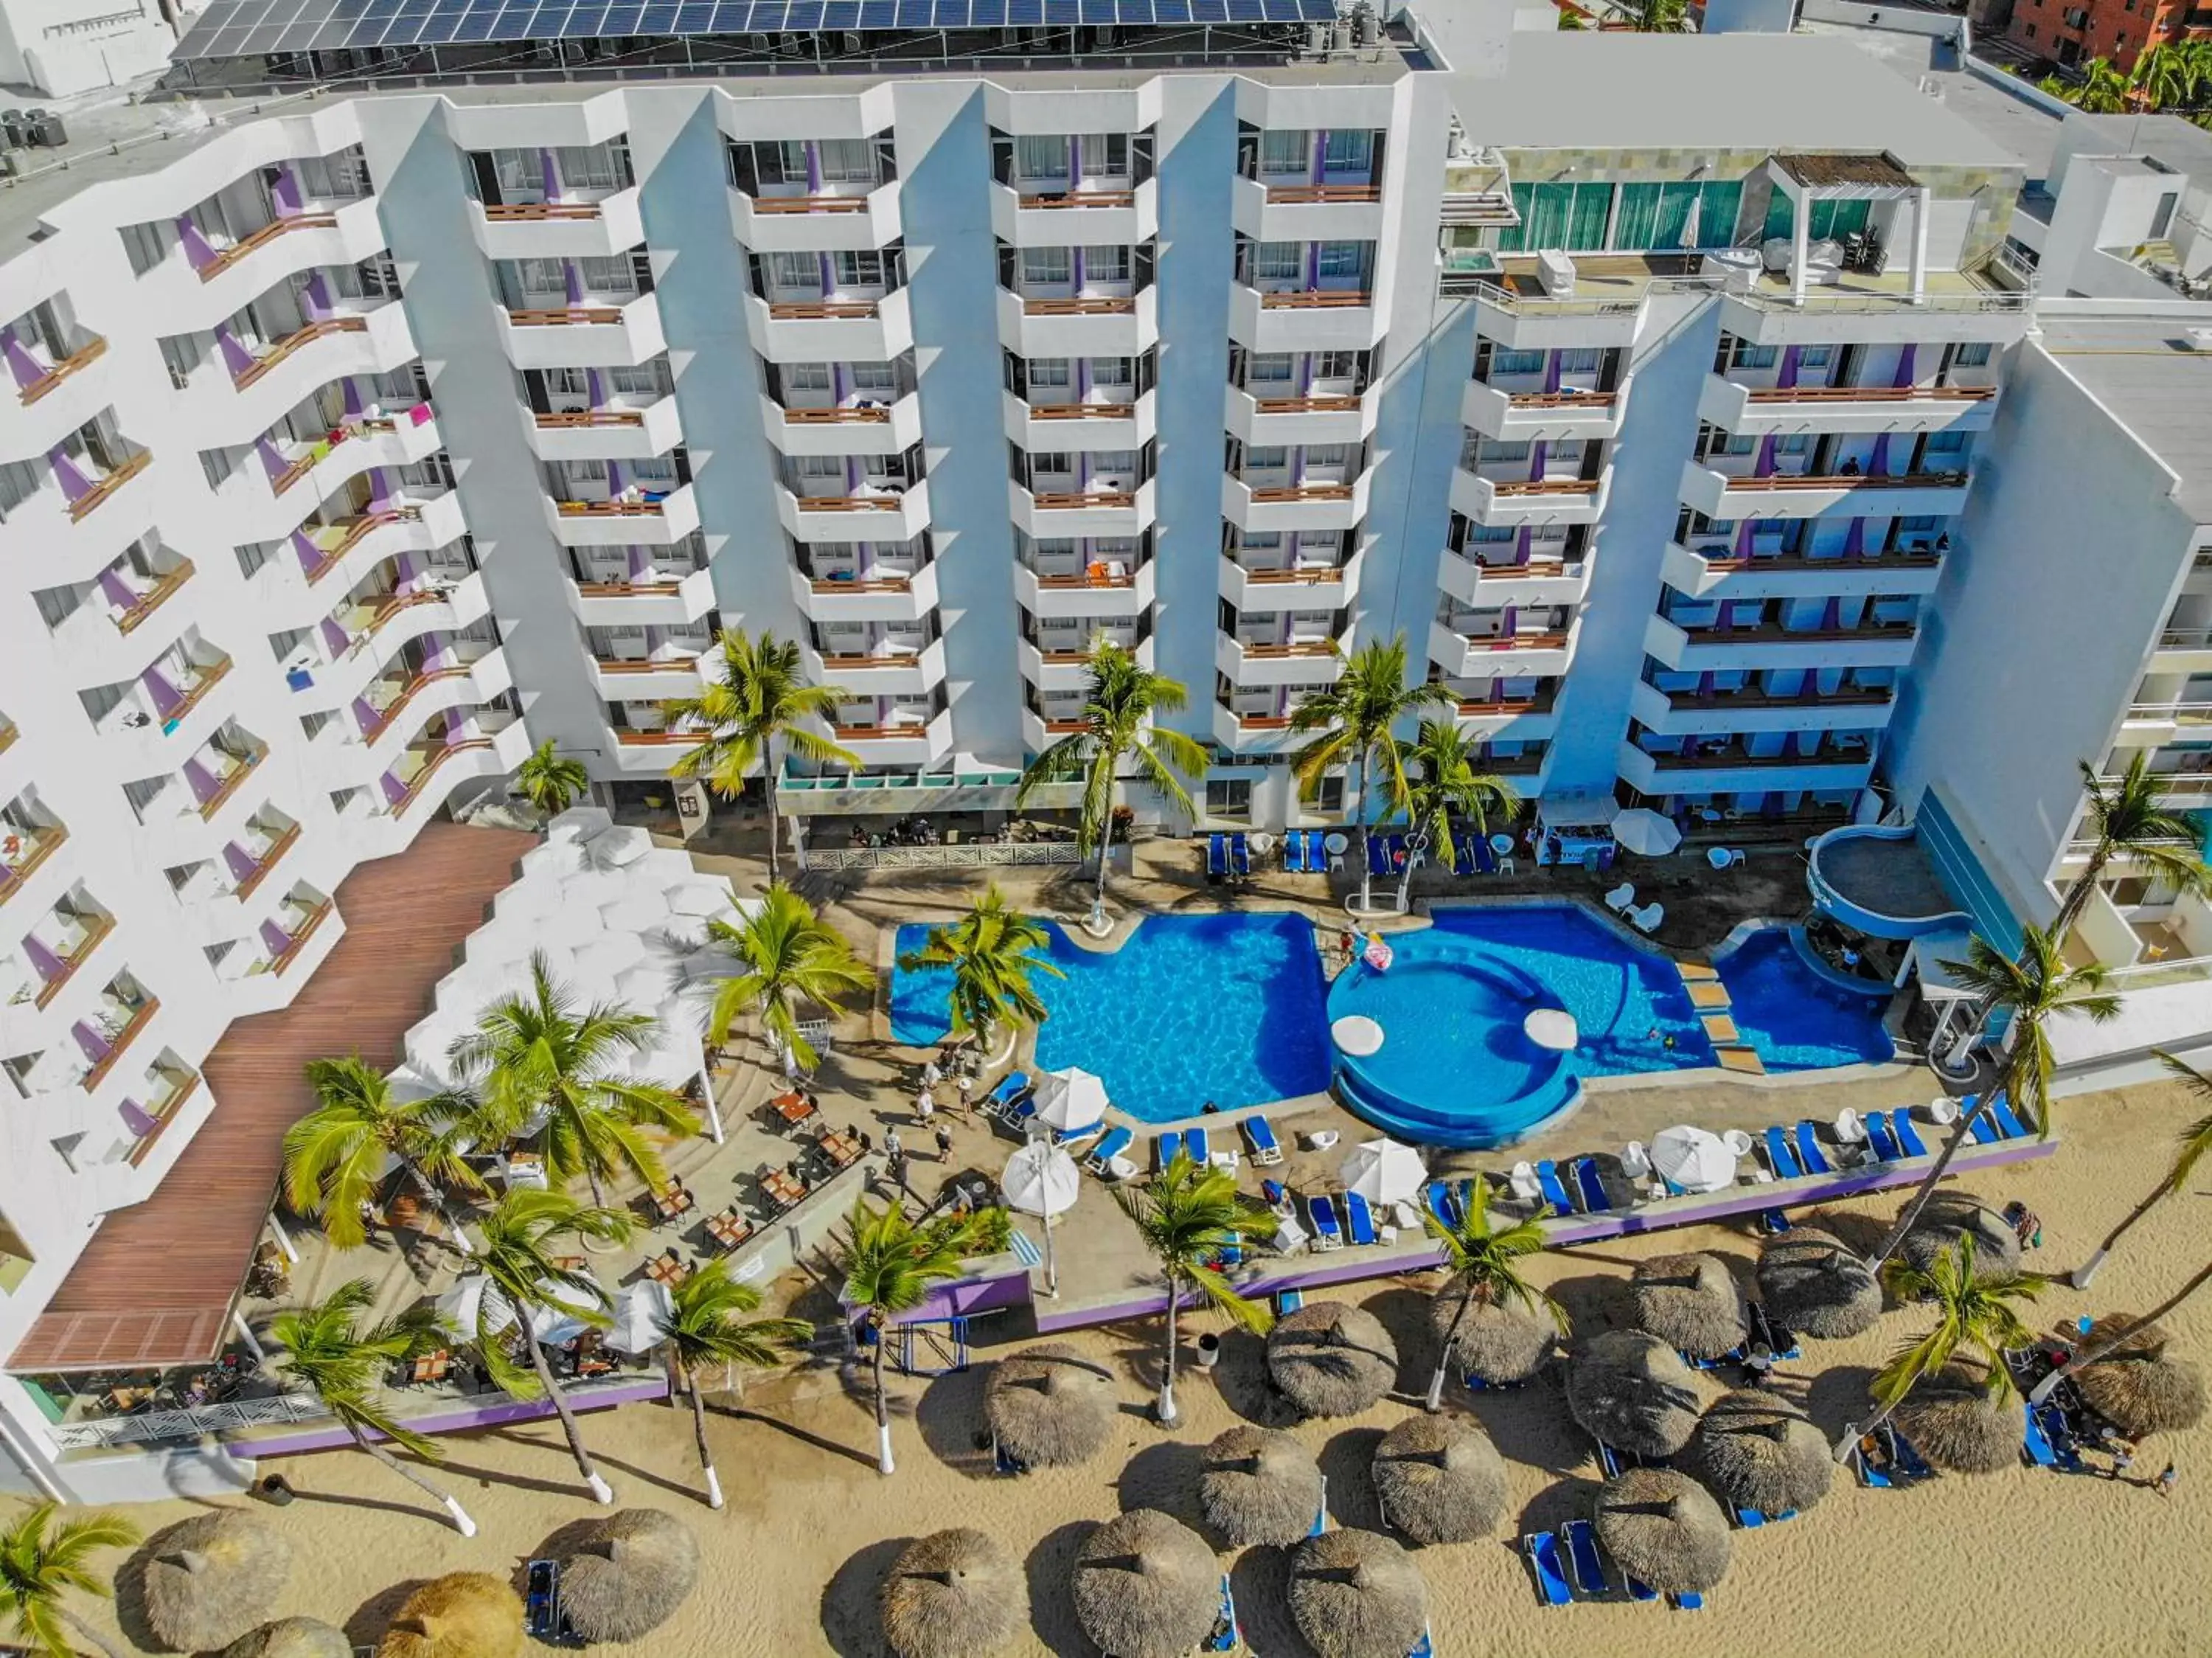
1310, 1474, 1329, 1536
1242, 1114, 1284, 1165
1747, 1300, 1800, 1363
1596, 1440, 1624, 1479
1863, 1111, 1904, 1162
1734, 1505, 1767, 1528
1154, 1134, 1180, 1173
1385, 832, 1410, 875
1762, 1125, 1804, 1181
2033, 1403, 2083, 1471
1275, 1287, 1305, 1316
1562, 1518, 1610, 1597
1627, 1577, 1660, 1603
1449, 833, 1475, 875
1368, 835, 1391, 878
2023, 1408, 2059, 1468
1206, 833, 1228, 878
1303, 829, 1326, 873
1307, 1193, 1343, 1249
1343, 1190, 1380, 1245
1230, 833, 1251, 878
1204, 1574, 1239, 1653
1891, 1110, 1929, 1157
1671, 1592, 1705, 1612
1792, 1121, 1834, 1175
1523, 1531, 1573, 1607
1283, 833, 1307, 873
1406, 1623, 1435, 1658
1535, 1159, 1576, 1215
984, 1072, 1032, 1120
1990, 1095, 2031, 1139
1960, 1093, 1998, 1144
992, 1434, 1028, 1477
1472, 832, 1498, 875
1183, 1127, 1210, 1165
1571, 1157, 1612, 1213
1085, 1125, 1133, 1174
1892, 1430, 1934, 1480
1427, 1180, 1462, 1229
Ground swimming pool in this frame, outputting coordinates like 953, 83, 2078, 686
889, 912, 1332, 1123
1713, 926, 1896, 1071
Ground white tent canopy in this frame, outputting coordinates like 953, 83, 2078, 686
1611, 808, 1682, 859
1001, 1140, 1082, 1218
1340, 1138, 1426, 1205
605, 1279, 674, 1354
1649, 1125, 1736, 1194
1029, 1068, 1108, 1134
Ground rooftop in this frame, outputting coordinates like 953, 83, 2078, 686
2036, 306, 2212, 524
1801, 16, 2065, 180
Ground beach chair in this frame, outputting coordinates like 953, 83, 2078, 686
992, 1434, 1029, 1477
2023, 1407, 2059, 1468
1603, 881, 1636, 915
1311, 1474, 1330, 1536
1426, 1180, 1463, 1229
1891, 1110, 1929, 1157
2034, 1404, 2084, 1471
1448, 833, 1474, 876
1242, 1114, 1284, 1165
1523, 1531, 1573, 1608
1204, 1575, 1239, 1654
1571, 1157, 1612, 1214
1792, 1122, 1834, 1176
1230, 833, 1251, 879
1990, 1095, 2031, 1139
1275, 1287, 1306, 1316
1217, 1230, 1244, 1269
1304, 829, 1327, 873
1206, 832, 1228, 880
1761, 1125, 1804, 1181
1747, 1301, 1800, 1363
1004, 1098, 1037, 1133
1626, 1578, 1660, 1603
1307, 1193, 1343, 1249
1085, 1125, 1133, 1175
984, 1071, 1032, 1122
1154, 1134, 1180, 1173
1891, 1430, 1934, 1480
1596, 1440, 1624, 1480
1368, 836, 1391, 878
1343, 1190, 1380, 1245
1183, 1127, 1211, 1166
1863, 1111, 1904, 1162
1628, 901, 1664, 934
1473, 832, 1499, 875
1386, 832, 1410, 875
1562, 1518, 1610, 1598
1283, 833, 1307, 874
1734, 1505, 1767, 1528
1053, 1121, 1106, 1154
1670, 1592, 1705, 1612
1406, 1623, 1435, 1658
1534, 1159, 1576, 1216
1855, 1444, 1894, 1488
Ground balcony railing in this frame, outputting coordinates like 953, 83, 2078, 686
2125, 771, 2212, 799
1251, 393, 1362, 414
81, 998, 159, 1092
1673, 622, 1916, 645
1469, 556, 1580, 581
197, 214, 341, 282
234, 824, 301, 900
157, 659, 233, 730
271, 901, 335, 974
787, 491, 908, 513
1454, 693, 1553, 718
780, 405, 891, 425
1488, 476, 1599, 498
307, 507, 422, 581
1233, 561, 1345, 586
535, 409, 647, 429
483, 201, 605, 222
66, 450, 151, 522
1686, 549, 1940, 574
1265, 184, 1381, 204
1222, 708, 1295, 729
810, 572, 917, 593
1030, 488, 1135, 510
1663, 686, 1893, 711
832, 721, 935, 740
557, 497, 674, 517
1235, 638, 1340, 659
594, 656, 701, 676
1018, 189, 1137, 209
2127, 701, 2212, 725
18, 336, 106, 406
1030, 400, 1136, 420
1448, 629, 1572, 652
1719, 471, 1967, 493
1020, 295, 1136, 316
1742, 384, 1995, 404
32, 915, 115, 1010
1248, 481, 1354, 502
0, 829, 66, 906
115, 561, 195, 636
767, 299, 880, 319
125, 1072, 201, 1167
198, 751, 264, 820
574, 577, 697, 597
751, 193, 875, 214
1258, 289, 1370, 309
612, 729, 704, 746
2156, 628, 2212, 651
1487, 387, 1615, 409
234, 316, 369, 391
1032, 564, 1138, 589
361, 667, 473, 742
508, 306, 626, 327
384, 738, 494, 812
1649, 743, 1871, 770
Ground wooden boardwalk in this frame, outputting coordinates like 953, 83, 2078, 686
11, 824, 533, 1373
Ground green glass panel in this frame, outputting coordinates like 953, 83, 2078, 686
1655, 182, 1700, 249
1695, 181, 1742, 249
1613, 182, 1660, 249
1568, 183, 1613, 252
1761, 187, 1793, 240
1497, 183, 1533, 253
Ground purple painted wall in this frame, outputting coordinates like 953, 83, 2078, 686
248, 1376, 667, 1460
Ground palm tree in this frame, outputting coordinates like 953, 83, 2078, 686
0, 1503, 138, 1658
700, 884, 872, 1071
1625, 0, 1690, 30
2051, 752, 2212, 943
267, 1279, 478, 1536
1421, 1181, 1563, 1411
1870, 927, 2119, 1271
2070, 55, 2135, 111
1014, 639, 1208, 927
512, 740, 589, 816
1394, 718, 1520, 913
896, 886, 1063, 1054
282, 1057, 482, 1255
1113, 1152, 1274, 1426
2028, 1255, 2212, 1406
2130, 41, 2202, 109
1833, 1234, 2045, 1460
664, 628, 857, 882
1287, 635, 1453, 912
450, 953, 701, 1206
835, 1197, 1009, 1474
451, 1189, 633, 1502
2068, 1050, 2212, 1287
656, 1258, 811, 1508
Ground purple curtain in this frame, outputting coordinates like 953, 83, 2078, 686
1893, 343, 1918, 389
1, 331, 45, 389
183, 757, 220, 802
24, 936, 63, 979
97, 569, 138, 611
259, 920, 293, 956
177, 217, 219, 270
301, 270, 333, 322
142, 665, 183, 714
1310, 130, 1328, 185
291, 529, 323, 572
1819, 595, 1844, 631
1500, 603, 1520, 638
119, 1099, 158, 1137
215, 325, 257, 377
1776, 346, 1801, 389
538, 148, 563, 201
341, 378, 365, 417
353, 696, 381, 735
1840, 518, 1865, 558
563, 260, 585, 306
48, 448, 93, 501
257, 437, 291, 482
321, 617, 350, 656
1515, 527, 1534, 567
270, 162, 304, 218
72, 1021, 111, 1062
380, 771, 410, 805
1753, 432, 1778, 477
804, 141, 825, 194
586, 368, 608, 410
1542, 352, 1562, 395
1868, 434, 1892, 476
1733, 519, 1756, 557
223, 842, 257, 879
1526, 440, 1548, 483
366, 468, 394, 512
1695, 670, 1717, 698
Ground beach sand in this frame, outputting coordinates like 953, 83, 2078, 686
75, 1072, 2210, 1657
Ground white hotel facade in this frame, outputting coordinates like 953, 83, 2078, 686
0, 0, 2205, 1496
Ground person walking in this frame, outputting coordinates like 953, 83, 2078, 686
914, 1087, 935, 1125
921, 1058, 942, 1091
2111, 1441, 2137, 1482
955, 1073, 975, 1118
2157, 1462, 2179, 1497
933, 1125, 954, 1163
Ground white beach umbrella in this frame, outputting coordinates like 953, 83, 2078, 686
591, 825, 654, 867
1611, 808, 1683, 858
667, 878, 738, 918
548, 805, 614, 844
1650, 1125, 1737, 1195
605, 1280, 675, 1355
1340, 1138, 1427, 1206
600, 894, 671, 936
1029, 1067, 1108, 1134
527, 1277, 602, 1346
1332, 1015, 1385, 1057
519, 837, 588, 879
434, 1272, 503, 1335
1002, 1140, 1082, 1218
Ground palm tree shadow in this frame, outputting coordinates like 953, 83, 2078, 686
425, 1451, 610, 1499
1023, 1519, 1098, 1657
286, 1485, 445, 1526
719, 1403, 880, 1470
1803, 1362, 1880, 1440
821, 1535, 910, 1658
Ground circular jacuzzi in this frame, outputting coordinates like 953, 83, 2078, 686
1326, 929, 1582, 1149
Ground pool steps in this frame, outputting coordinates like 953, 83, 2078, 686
1674, 960, 1767, 1075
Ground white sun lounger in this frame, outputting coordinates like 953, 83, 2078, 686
1603, 882, 1636, 915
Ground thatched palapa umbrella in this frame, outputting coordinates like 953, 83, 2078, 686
1891, 1362, 2023, 1475
222, 1617, 350, 1658
984, 1343, 1115, 1467
1757, 1229, 1882, 1340
141, 1510, 292, 1653
375, 1572, 524, 1658
1268, 1301, 1399, 1418
1565, 1331, 1703, 1459
1592, 1468, 1732, 1595
1629, 1252, 1746, 1361
1371, 1415, 1508, 1545
1688, 1388, 1833, 1516
1199, 1426, 1326, 1547
557, 1509, 700, 1643
1071, 1509, 1219, 1658
1288, 1528, 1428, 1658
880, 1528, 1022, 1658
1899, 1196, 2023, 1281
1428, 1286, 1556, 1384
2072, 1317, 2207, 1437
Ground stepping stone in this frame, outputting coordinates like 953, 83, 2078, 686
1686, 981, 1733, 1010
1702, 1013, 1744, 1044
1716, 1047, 1766, 1075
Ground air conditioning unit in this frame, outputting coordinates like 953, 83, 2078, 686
2185, 327, 2212, 353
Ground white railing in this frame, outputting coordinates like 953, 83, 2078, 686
47, 1392, 328, 1451
805, 842, 1085, 872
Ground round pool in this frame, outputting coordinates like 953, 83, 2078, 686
1326, 930, 1581, 1148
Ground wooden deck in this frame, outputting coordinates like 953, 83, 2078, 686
10, 825, 533, 1373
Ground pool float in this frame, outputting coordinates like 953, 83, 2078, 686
1363, 934, 1394, 972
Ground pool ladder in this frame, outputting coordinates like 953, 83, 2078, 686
1674, 962, 1765, 1075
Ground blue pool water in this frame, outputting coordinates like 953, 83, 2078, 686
1714, 927, 1896, 1071
889, 912, 1332, 1122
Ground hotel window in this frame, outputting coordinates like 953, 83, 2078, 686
1245, 447, 1289, 474
1206, 777, 1253, 819
1015, 134, 1068, 181
1079, 133, 1129, 176
784, 362, 832, 392
1321, 130, 1374, 173
1091, 358, 1133, 387
1259, 130, 1307, 175
1028, 358, 1071, 387
1315, 350, 1360, 378
765, 251, 818, 291
1021, 246, 1071, 287
1251, 241, 1303, 282
1085, 246, 1131, 283
832, 250, 891, 288
1245, 353, 1295, 384
1315, 242, 1367, 280
1952, 342, 1994, 367
1492, 347, 1546, 376
817, 139, 877, 184
1558, 347, 1603, 374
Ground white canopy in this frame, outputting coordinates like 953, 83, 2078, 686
493, 880, 563, 923
600, 894, 670, 935
1611, 808, 1683, 858
667, 878, 738, 918
436, 1272, 597, 1343
518, 837, 588, 880
604, 1279, 675, 1355
1340, 1138, 1427, 1205
1001, 1140, 1083, 1218
1650, 1124, 1737, 1195
547, 805, 614, 844
574, 933, 648, 981
591, 825, 654, 867
1029, 1067, 1108, 1134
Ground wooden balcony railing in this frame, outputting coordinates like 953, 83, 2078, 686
197, 213, 340, 281
1719, 471, 1969, 491
358, 585, 465, 639
1489, 476, 1599, 498
1021, 295, 1136, 315
1016, 189, 1138, 209
1742, 383, 1996, 403
1035, 715, 1090, 733
1252, 393, 1363, 414
1500, 389, 1615, 409
65, 450, 151, 523
233, 316, 369, 391
1235, 639, 1340, 659
535, 409, 647, 429
361, 666, 473, 742
0, 828, 66, 906
1663, 687, 1893, 711
507, 306, 625, 327
1453, 630, 1573, 653
1031, 647, 1094, 665
1237, 563, 1345, 586
157, 659, 232, 731
613, 729, 706, 746
575, 577, 694, 597
386, 738, 493, 812
18, 336, 105, 406
1469, 556, 1577, 580
810, 574, 916, 593
557, 497, 673, 517
482, 201, 606, 221
197, 750, 264, 820
751, 192, 874, 214
81, 997, 159, 1092
271, 901, 335, 974
1249, 482, 1353, 503
1264, 184, 1382, 204
1674, 622, 1918, 646
782, 404, 891, 424
790, 493, 907, 513
1034, 566, 1138, 589
594, 656, 702, 676
1030, 489, 1135, 510
308, 507, 422, 581
1455, 696, 1548, 718
1257, 289, 1370, 309
832, 722, 936, 741
1224, 710, 1294, 729
1030, 401, 1137, 421
1651, 745, 1871, 771
767, 299, 880, 319
125, 1073, 200, 1166
1689, 549, 1941, 574
0, 724, 15, 755
114, 561, 195, 635
32, 914, 115, 1010
233, 822, 301, 901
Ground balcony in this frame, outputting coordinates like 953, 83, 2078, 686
1617, 738, 1876, 797
790, 560, 939, 623
548, 483, 700, 547
173, 200, 389, 322
193, 748, 265, 822
1461, 378, 1622, 442
730, 180, 903, 251
268, 896, 337, 977
1004, 391, 1153, 453
2115, 764, 2212, 805
1444, 686, 1559, 742
777, 480, 930, 543
1231, 176, 1385, 243
0, 825, 67, 910
2149, 628, 2212, 676
1015, 558, 1155, 620
1679, 459, 1972, 521
231, 823, 301, 901
1627, 678, 1897, 737
1223, 384, 1373, 448
1008, 480, 1150, 540
495, 294, 666, 370
18, 912, 115, 1013
526, 396, 684, 462
470, 187, 647, 260
4, 333, 108, 451
1221, 472, 1367, 534
742, 287, 912, 363
608, 726, 706, 772
830, 708, 954, 766
1020, 704, 1095, 752
1211, 701, 1302, 755
295, 491, 468, 591
1018, 637, 1119, 693
1428, 619, 1579, 680
587, 649, 712, 700
1644, 612, 1920, 672
1220, 555, 1357, 613
1454, 266, 1649, 353
766, 391, 922, 457
339, 572, 493, 663
808, 639, 946, 698
1214, 631, 1344, 687
1450, 465, 1607, 529
990, 181, 1155, 249
80, 995, 159, 1094
1714, 277, 2031, 348
1228, 285, 1381, 353
1659, 541, 1944, 602
265, 410, 442, 503
1437, 547, 1587, 608
1697, 374, 1998, 437
567, 566, 717, 625
108, 559, 197, 638
379, 721, 531, 815
2114, 699, 2212, 748
358, 649, 513, 754
995, 285, 1158, 358
226, 308, 413, 409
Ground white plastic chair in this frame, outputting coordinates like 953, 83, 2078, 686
1722, 1128, 1755, 1158
1629, 902, 1664, 934
1621, 1141, 1651, 1179
1925, 1097, 1959, 1126
1508, 1161, 1542, 1201
1834, 1108, 1867, 1144
1603, 882, 1636, 915
1707, 846, 1745, 870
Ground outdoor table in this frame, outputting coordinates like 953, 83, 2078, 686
762, 1170, 807, 1211
651, 1182, 695, 1220
410, 1350, 452, 1384
819, 1131, 861, 1168
645, 1253, 690, 1288
707, 1208, 754, 1252
773, 1091, 818, 1125
504, 1153, 548, 1190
